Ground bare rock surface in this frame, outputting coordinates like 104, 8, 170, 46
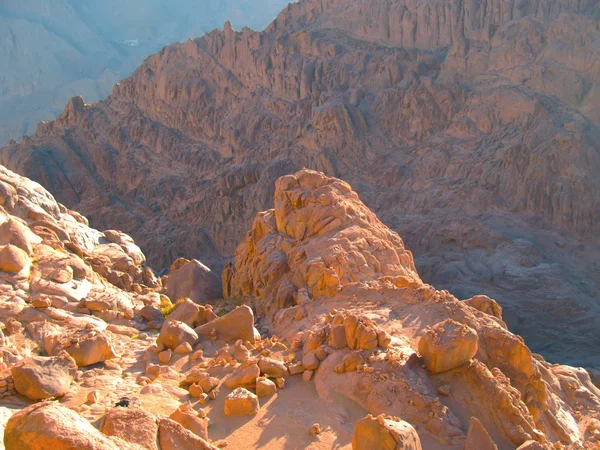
1, 0, 598, 369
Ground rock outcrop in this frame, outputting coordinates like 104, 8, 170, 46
1, 0, 598, 369
224, 169, 600, 448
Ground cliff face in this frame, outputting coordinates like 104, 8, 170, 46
1, 0, 599, 367
0, 0, 290, 145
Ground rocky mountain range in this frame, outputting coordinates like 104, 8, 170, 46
0, 0, 290, 145
0, 0, 599, 376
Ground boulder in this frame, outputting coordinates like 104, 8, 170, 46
64, 331, 117, 367
4, 402, 144, 450
169, 403, 209, 441
157, 417, 217, 450
166, 299, 200, 327
157, 320, 198, 350
166, 259, 222, 304
418, 319, 478, 374
352, 414, 422, 450
195, 305, 258, 344
224, 362, 260, 389
0, 244, 28, 273
465, 417, 498, 450
256, 377, 277, 397
258, 357, 289, 378
100, 408, 159, 450
224, 388, 259, 416
11, 353, 77, 400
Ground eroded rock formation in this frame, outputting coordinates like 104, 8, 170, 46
0, 0, 598, 368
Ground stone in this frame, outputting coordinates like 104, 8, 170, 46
101, 407, 159, 450
11, 353, 77, 400
516, 441, 545, 450
159, 349, 172, 364
224, 388, 259, 416
302, 370, 314, 382
157, 320, 198, 350
352, 415, 422, 450
418, 319, 478, 374
302, 352, 319, 371
157, 417, 217, 450
174, 342, 193, 354
5, 402, 144, 450
256, 377, 277, 397
224, 362, 260, 389
195, 305, 258, 344
258, 357, 288, 378
170, 403, 209, 441
166, 259, 222, 304
0, 245, 28, 273
189, 383, 204, 398
465, 417, 498, 450
309, 423, 321, 435
64, 331, 117, 367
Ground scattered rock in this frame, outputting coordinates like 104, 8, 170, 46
224, 388, 259, 416
256, 377, 277, 397
195, 305, 258, 343
465, 417, 498, 450
157, 320, 198, 350
101, 407, 159, 450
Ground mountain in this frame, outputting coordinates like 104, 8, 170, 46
0, 0, 291, 145
0, 166, 598, 449
0, 0, 599, 369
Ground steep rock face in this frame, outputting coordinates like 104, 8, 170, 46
1, 0, 599, 367
227, 169, 600, 448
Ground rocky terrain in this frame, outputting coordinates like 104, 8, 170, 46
1, 0, 599, 373
0, 166, 597, 449
0, 0, 290, 145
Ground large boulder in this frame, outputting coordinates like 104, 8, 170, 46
4, 402, 144, 450
63, 330, 117, 367
157, 320, 198, 350
352, 415, 422, 450
11, 353, 77, 400
418, 319, 478, 374
100, 407, 159, 450
166, 259, 222, 304
224, 361, 260, 389
195, 305, 258, 344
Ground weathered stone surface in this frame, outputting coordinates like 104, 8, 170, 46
157, 417, 217, 450
195, 305, 258, 343
224, 362, 260, 389
352, 415, 422, 450
419, 319, 479, 374
224, 388, 259, 416
101, 408, 159, 450
0, 245, 28, 273
11, 353, 77, 400
5, 402, 144, 450
465, 417, 498, 450
157, 320, 198, 350
256, 377, 277, 397
166, 259, 222, 304
169, 403, 209, 441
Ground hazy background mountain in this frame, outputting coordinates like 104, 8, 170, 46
0, 0, 291, 145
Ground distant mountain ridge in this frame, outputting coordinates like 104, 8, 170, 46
0, 0, 291, 145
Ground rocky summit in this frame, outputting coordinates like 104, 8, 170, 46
0, 0, 598, 369
0, 166, 596, 449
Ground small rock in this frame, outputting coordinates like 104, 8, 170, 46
302, 370, 314, 382
309, 423, 322, 435
158, 349, 172, 364
256, 377, 277, 397
174, 342, 193, 354
224, 388, 259, 416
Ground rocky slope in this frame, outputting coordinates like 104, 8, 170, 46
0, 0, 290, 145
1, 0, 599, 368
0, 168, 598, 450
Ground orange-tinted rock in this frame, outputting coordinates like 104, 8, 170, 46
419, 319, 478, 374
352, 414, 422, 450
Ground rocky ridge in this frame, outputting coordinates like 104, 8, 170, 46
0, 168, 597, 449
0, 0, 599, 370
